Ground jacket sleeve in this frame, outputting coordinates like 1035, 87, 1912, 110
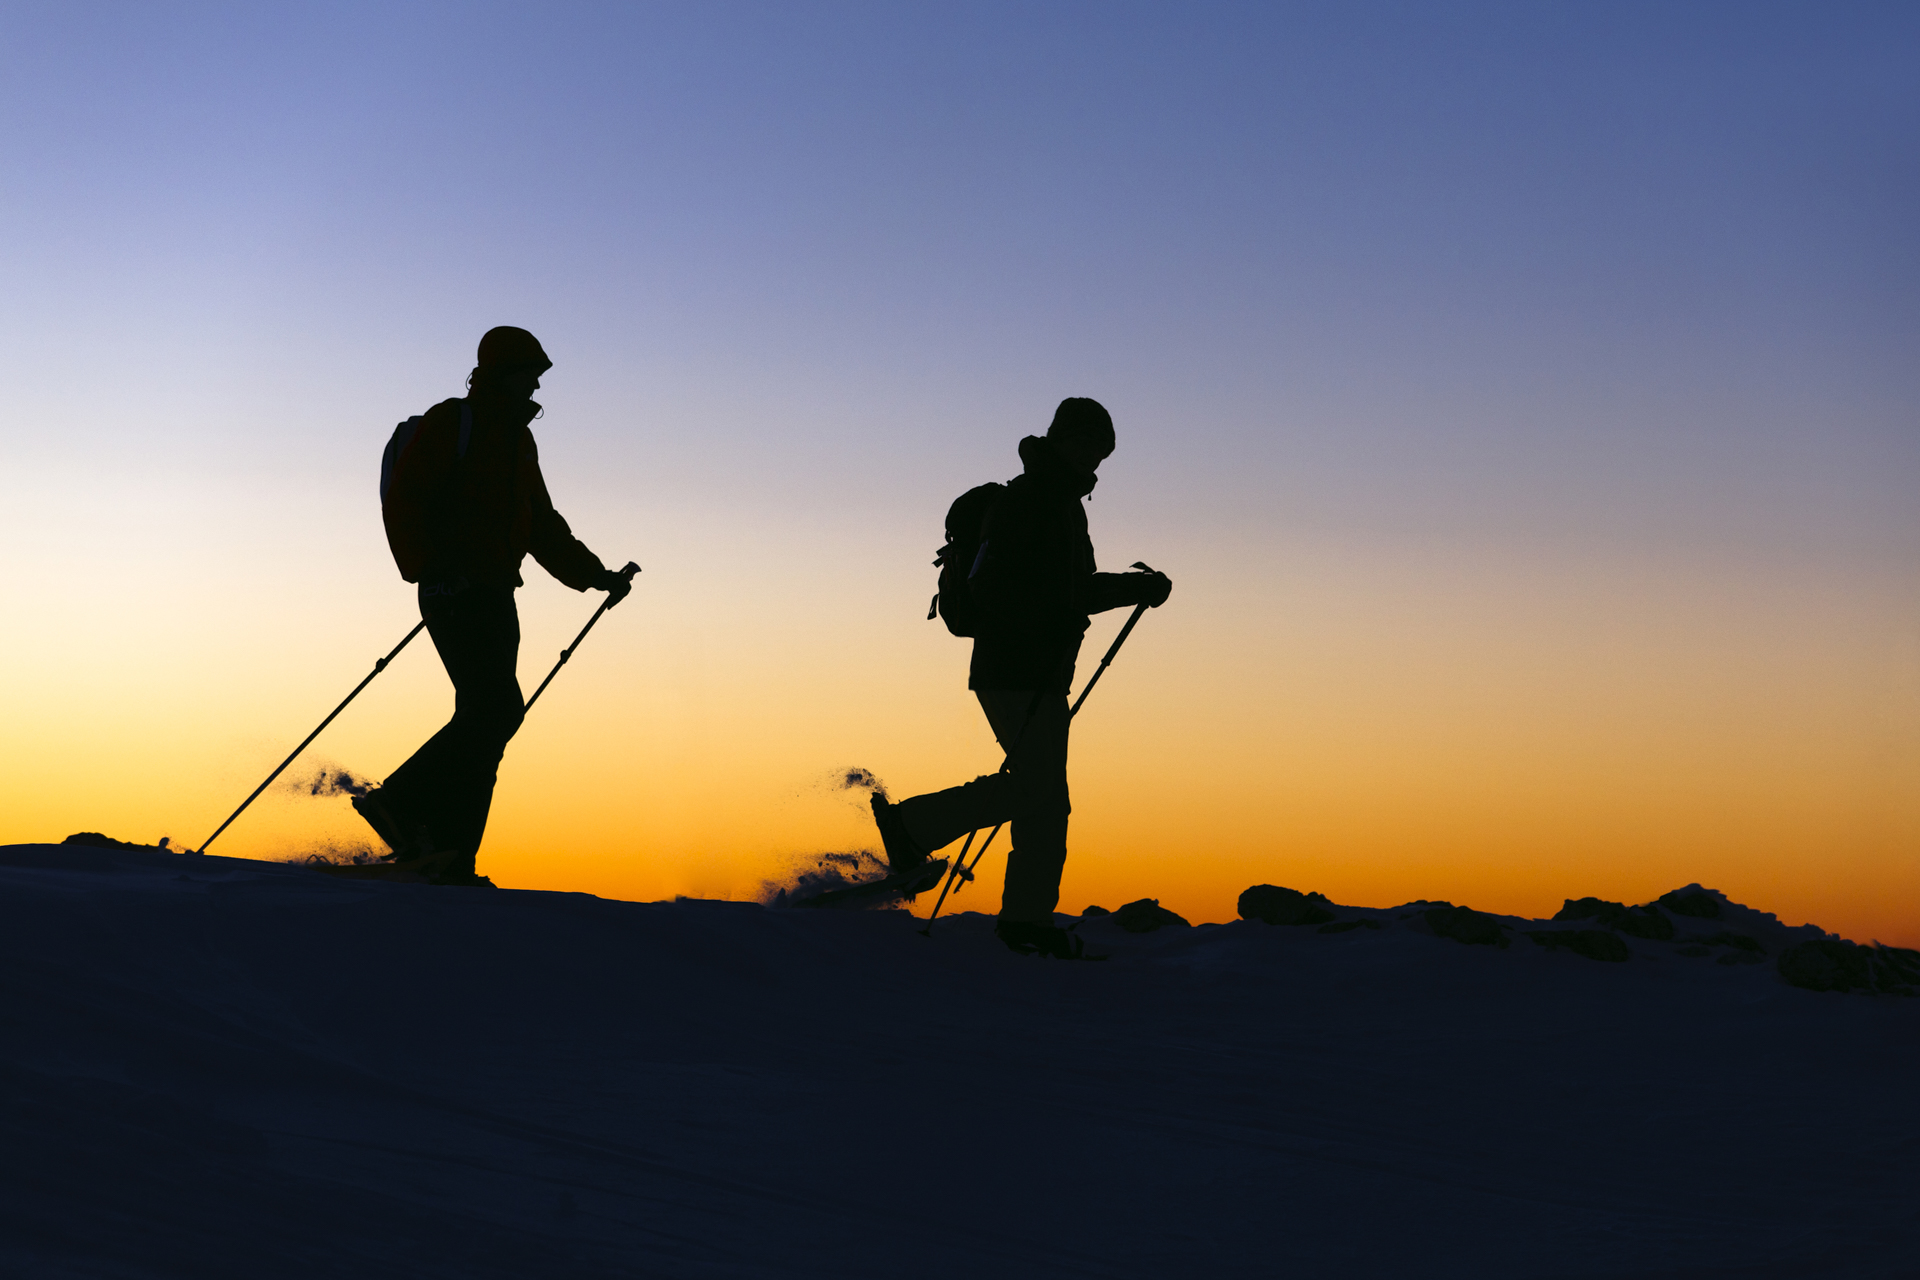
380, 404, 458, 583
523, 440, 608, 591
1087, 571, 1143, 614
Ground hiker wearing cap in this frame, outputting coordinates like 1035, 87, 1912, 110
352, 327, 632, 884
871, 398, 1172, 956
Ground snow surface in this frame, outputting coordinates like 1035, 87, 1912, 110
3, 843, 1915, 1279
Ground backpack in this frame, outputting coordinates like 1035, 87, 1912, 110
928, 482, 1005, 637
379, 401, 473, 503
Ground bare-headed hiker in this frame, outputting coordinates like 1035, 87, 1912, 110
872, 397, 1172, 956
352, 327, 635, 885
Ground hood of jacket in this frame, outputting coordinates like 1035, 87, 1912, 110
468, 390, 542, 428
1016, 434, 1098, 500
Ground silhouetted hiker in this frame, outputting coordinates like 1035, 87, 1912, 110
351, 327, 632, 884
873, 398, 1171, 956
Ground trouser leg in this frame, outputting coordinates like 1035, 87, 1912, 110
889, 687, 1054, 856
893, 771, 1015, 857
975, 690, 1071, 923
378, 586, 524, 858
889, 689, 1070, 918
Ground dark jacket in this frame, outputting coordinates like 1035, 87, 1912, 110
968, 435, 1140, 692
382, 394, 606, 591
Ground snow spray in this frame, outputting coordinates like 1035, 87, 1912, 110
758, 850, 895, 908
834, 767, 888, 802
279, 838, 384, 867
755, 767, 897, 906
283, 765, 377, 799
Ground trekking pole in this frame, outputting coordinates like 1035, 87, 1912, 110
523, 563, 641, 713
193, 620, 428, 856
1068, 562, 1157, 719
918, 822, 990, 929
920, 564, 1159, 932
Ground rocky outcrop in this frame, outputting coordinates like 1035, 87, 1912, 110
1112, 899, 1190, 933
1658, 886, 1724, 919
1554, 897, 1674, 940
1424, 906, 1509, 948
61, 832, 178, 854
1237, 885, 1336, 926
1113, 880, 1913, 999
1778, 940, 1920, 995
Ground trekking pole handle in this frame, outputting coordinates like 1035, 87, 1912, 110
560, 564, 640, 660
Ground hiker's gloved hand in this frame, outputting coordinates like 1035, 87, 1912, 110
1135, 570, 1172, 608
596, 563, 638, 607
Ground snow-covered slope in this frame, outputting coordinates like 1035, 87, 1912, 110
3, 843, 1914, 1278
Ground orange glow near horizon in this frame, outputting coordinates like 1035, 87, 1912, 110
7, 509, 1914, 950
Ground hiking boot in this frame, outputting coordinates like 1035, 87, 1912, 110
870, 793, 927, 874
350, 790, 424, 861
429, 863, 496, 888
994, 919, 1091, 959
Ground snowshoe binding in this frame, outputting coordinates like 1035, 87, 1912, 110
315, 848, 494, 888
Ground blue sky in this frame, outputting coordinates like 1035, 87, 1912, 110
6, 3, 1913, 544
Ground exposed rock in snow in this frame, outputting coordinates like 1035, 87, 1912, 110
1236, 883, 1336, 926
1111, 897, 1190, 932
1779, 938, 1920, 995
59, 830, 175, 854
1553, 896, 1676, 940
1659, 884, 1725, 919
1423, 904, 1511, 948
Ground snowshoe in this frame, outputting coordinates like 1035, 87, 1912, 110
789, 857, 950, 909
350, 790, 437, 862
315, 860, 430, 884
314, 849, 494, 888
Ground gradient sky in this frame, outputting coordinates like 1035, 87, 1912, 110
4, 2, 1916, 944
